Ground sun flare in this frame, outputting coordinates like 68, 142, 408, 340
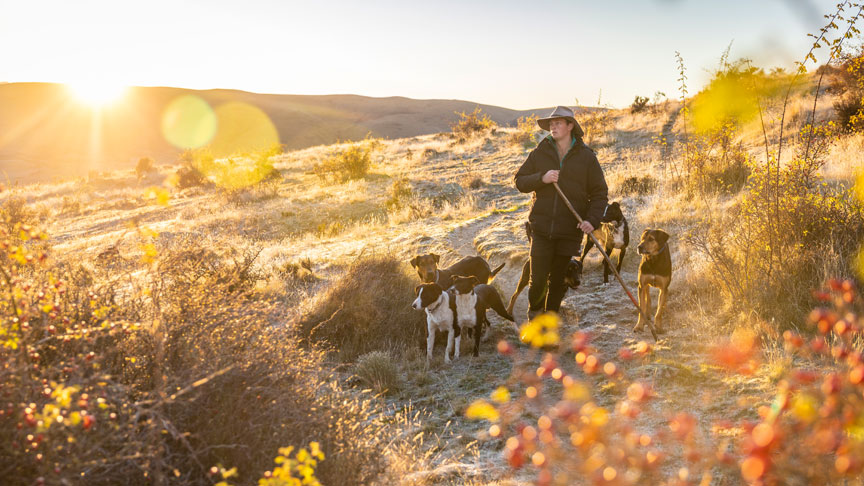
66, 81, 128, 107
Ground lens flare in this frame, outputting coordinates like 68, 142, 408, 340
161, 95, 218, 149
210, 102, 279, 157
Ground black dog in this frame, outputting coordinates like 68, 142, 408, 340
580, 201, 629, 284
450, 276, 516, 356
506, 222, 582, 315
410, 254, 505, 289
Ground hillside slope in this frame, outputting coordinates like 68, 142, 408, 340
3, 87, 862, 484
0, 82, 589, 184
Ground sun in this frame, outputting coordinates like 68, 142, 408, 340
66, 81, 128, 107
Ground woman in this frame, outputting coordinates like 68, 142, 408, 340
514, 106, 608, 320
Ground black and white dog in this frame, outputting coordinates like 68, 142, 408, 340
449, 276, 516, 357
580, 201, 629, 284
412, 283, 460, 364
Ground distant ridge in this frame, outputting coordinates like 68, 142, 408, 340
0, 83, 599, 184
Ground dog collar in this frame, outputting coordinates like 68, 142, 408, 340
427, 294, 445, 313
649, 243, 668, 257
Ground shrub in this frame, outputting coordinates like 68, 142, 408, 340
682, 121, 751, 196
173, 150, 211, 189
580, 109, 614, 148
463, 175, 484, 190
630, 95, 649, 113
689, 123, 864, 326
277, 258, 318, 285
458, 159, 484, 191
135, 157, 156, 180
834, 93, 864, 131
0, 195, 35, 232
313, 142, 375, 183
832, 50, 864, 132
60, 195, 82, 215
508, 114, 539, 148
0, 222, 398, 485
650, 90, 667, 114
469, 287, 864, 485
617, 175, 657, 196
175, 165, 206, 188
354, 351, 400, 395
451, 107, 497, 141
385, 176, 414, 210
295, 254, 425, 361
209, 145, 282, 192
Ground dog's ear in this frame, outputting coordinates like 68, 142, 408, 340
414, 285, 421, 296
655, 230, 670, 247
641, 228, 651, 239
431, 253, 440, 264
409, 256, 419, 268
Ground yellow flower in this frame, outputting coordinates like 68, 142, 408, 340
465, 399, 500, 422
520, 313, 560, 348
491, 386, 511, 404
790, 394, 817, 423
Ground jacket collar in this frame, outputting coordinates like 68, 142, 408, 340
541, 134, 579, 162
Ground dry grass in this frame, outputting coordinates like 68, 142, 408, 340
7, 74, 864, 484
295, 253, 426, 361
355, 350, 402, 394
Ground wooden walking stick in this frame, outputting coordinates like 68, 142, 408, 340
552, 182, 658, 341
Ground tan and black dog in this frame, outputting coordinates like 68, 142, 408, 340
409, 254, 504, 289
634, 229, 671, 334
580, 201, 629, 285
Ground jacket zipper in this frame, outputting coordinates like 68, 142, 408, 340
549, 144, 564, 236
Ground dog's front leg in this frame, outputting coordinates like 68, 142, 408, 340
602, 244, 614, 285
655, 285, 668, 333
445, 328, 454, 363
454, 328, 461, 360
634, 284, 650, 332
426, 325, 435, 366
616, 248, 626, 275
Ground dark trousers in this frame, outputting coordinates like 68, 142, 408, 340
528, 232, 580, 313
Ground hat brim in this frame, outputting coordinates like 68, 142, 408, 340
537, 116, 585, 139
537, 115, 575, 132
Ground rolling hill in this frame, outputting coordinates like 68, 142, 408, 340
0, 82, 591, 184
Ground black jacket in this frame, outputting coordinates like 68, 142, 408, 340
514, 136, 608, 240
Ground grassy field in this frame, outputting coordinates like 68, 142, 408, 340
2, 66, 864, 485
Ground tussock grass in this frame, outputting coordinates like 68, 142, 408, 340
296, 253, 425, 361
354, 350, 401, 394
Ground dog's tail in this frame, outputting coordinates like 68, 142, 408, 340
488, 262, 506, 282
486, 287, 515, 322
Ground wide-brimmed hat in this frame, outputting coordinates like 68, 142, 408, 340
537, 106, 584, 138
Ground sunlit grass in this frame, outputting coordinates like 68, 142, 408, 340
9, 79, 864, 484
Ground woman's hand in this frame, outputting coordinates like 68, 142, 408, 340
542, 170, 559, 184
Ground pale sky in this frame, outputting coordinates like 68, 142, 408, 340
0, 0, 853, 109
